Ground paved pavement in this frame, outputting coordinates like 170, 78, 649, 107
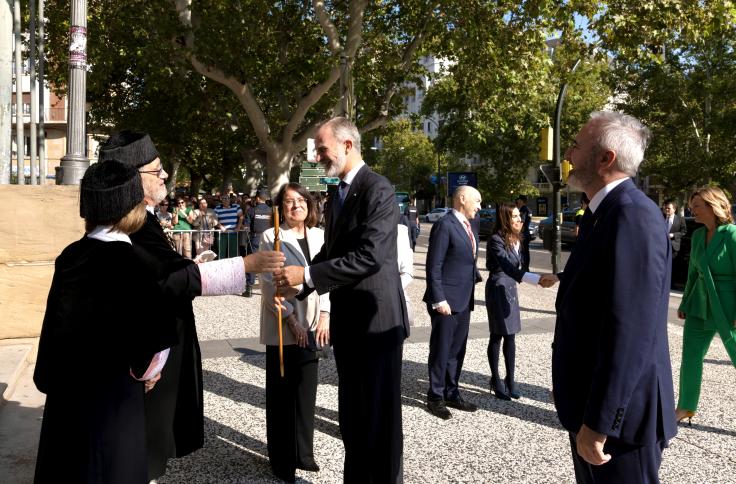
1, 231, 735, 483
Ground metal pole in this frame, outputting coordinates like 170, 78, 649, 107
58, 0, 88, 185
13, 0, 22, 184
551, 59, 581, 273
0, 0, 11, 184
29, 0, 37, 185
38, 0, 46, 184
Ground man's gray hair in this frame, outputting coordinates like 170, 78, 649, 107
590, 111, 652, 177
325, 117, 361, 154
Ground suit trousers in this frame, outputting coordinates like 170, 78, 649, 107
265, 345, 319, 480
678, 319, 736, 411
427, 306, 471, 401
569, 433, 665, 484
333, 327, 404, 484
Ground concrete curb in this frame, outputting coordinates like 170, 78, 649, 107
0, 338, 38, 406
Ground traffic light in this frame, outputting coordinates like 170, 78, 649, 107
539, 127, 553, 161
561, 159, 571, 184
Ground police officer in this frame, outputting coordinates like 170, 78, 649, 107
244, 189, 274, 296
515, 195, 532, 272
404, 196, 420, 251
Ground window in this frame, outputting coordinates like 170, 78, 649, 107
23, 103, 30, 115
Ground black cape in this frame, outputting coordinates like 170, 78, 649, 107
130, 212, 203, 479
34, 237, 176, 484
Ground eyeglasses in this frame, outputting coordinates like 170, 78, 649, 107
160, 202, 169, 206
178, 201, 186, 205
139, 166, 165, 177
283, 197, 307, 207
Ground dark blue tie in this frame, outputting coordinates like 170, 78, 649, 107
338, 180, 348, 208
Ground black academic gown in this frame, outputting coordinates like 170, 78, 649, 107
130, 212, 204, 479
34, 237, 176, 484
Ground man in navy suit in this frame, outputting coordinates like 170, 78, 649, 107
424, 185, 482, 419
274, 117, 409, 483
549, 112, 677, 483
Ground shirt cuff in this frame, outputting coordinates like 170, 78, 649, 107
304, 265, 314, 288
199, 258, 247, 296
522, 272, 541, 285
432, 300, 448, 310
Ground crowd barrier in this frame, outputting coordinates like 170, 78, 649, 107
167, 228, 254, 260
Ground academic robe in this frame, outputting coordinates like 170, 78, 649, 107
34, 237, 176, 484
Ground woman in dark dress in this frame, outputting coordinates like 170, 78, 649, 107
33, 160, 176, 484
485, 203, 544, 400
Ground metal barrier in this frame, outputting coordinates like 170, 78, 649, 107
167, 228, 254, 260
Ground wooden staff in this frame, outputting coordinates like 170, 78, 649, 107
273, 205, 285, 377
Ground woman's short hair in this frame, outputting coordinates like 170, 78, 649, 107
494, 203, 520, 248
85, 202, 147, 234
275, 182, 318, 228
689, 186, 734, 225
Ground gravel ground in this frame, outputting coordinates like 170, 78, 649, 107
181, 231, 736, 483
160, 327, 736, 483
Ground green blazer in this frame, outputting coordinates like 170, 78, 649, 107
679, 224, 736, 341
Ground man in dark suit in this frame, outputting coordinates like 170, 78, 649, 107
274, 117, 409, 483
423, 185, 482, 419
99, 131, 284, 480
548, 112, 677, 483
662, 199, 687, 259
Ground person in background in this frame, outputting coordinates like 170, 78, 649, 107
172, 197, 195, 259
214, 194, 243, 260
156, 199, 173, 230
34, 160, 177, 484
574, 193, 590, 238
259, 183, 329, 483
515, 195, 532, 272
663, 198, 687, 261
675, 186, 736, 425
404, 196, 420, 251
245, 189, 274, 297
485, 203, 548, 400
192, 198, 219, 256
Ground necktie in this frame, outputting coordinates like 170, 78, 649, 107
463, 220, 475, 253
667, 216, 673, 230
338, 180, 348, 207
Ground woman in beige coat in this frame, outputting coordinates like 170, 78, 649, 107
259, 183, 329, 483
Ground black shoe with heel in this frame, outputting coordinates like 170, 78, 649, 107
490, 377, 511, 400
505, 376, 520, 399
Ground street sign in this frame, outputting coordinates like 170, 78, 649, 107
539, 164, 559, 184
447, 172, 477, 196
320, 177, 339, 185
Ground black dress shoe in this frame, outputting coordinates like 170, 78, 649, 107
272, 468, 295, 483
490, 378, 511, 401
505, 376, 521, 399
297, 459, 320, 472
242, 285, 252, 297
426, 400, 452, 420
445, 397, 478, 412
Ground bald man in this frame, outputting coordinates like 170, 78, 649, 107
423, 185, 483, 419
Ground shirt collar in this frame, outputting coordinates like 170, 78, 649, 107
452, 209, 469, 225
588, 177, 629, 214
340, 160, 366, 186
146, 205, 155, 215
86, 225, 132, 244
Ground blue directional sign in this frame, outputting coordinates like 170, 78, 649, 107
447, 172, 477, 196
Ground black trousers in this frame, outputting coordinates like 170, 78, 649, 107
569, 433, 665, 484
427, 306, 471, 401
333, 327, 404, 484
265, 345, 319, 480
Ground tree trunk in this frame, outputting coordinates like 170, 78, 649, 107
189, 171, 203, 196
265, 148, 293, 197
166, 156, 180, 196
240, 147, 266, 196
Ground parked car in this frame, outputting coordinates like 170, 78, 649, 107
539, 208, 579, 247
478, 208, 537, 241
424, 207, 451, 223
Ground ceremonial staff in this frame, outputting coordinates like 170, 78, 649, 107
273, 205, 285, 377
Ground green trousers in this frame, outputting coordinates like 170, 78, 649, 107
678, 318, 736, 411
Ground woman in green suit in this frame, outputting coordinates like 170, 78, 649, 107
676, 186, 736, 424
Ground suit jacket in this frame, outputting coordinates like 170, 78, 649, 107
666, 213, 687, 253
307, 165, 409, 346
484, 233, 526, 335
552, 178, 677, 445
423, 211, 480, 313
679, 224, 736, 335
259, 225, 330, 346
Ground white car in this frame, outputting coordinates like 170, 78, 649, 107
424, 207, 451, 223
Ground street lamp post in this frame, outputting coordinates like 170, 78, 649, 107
58, 0, 88, 185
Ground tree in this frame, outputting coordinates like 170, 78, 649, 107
372, 119, 437, 196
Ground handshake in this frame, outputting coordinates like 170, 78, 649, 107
538, 273, 559, 288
